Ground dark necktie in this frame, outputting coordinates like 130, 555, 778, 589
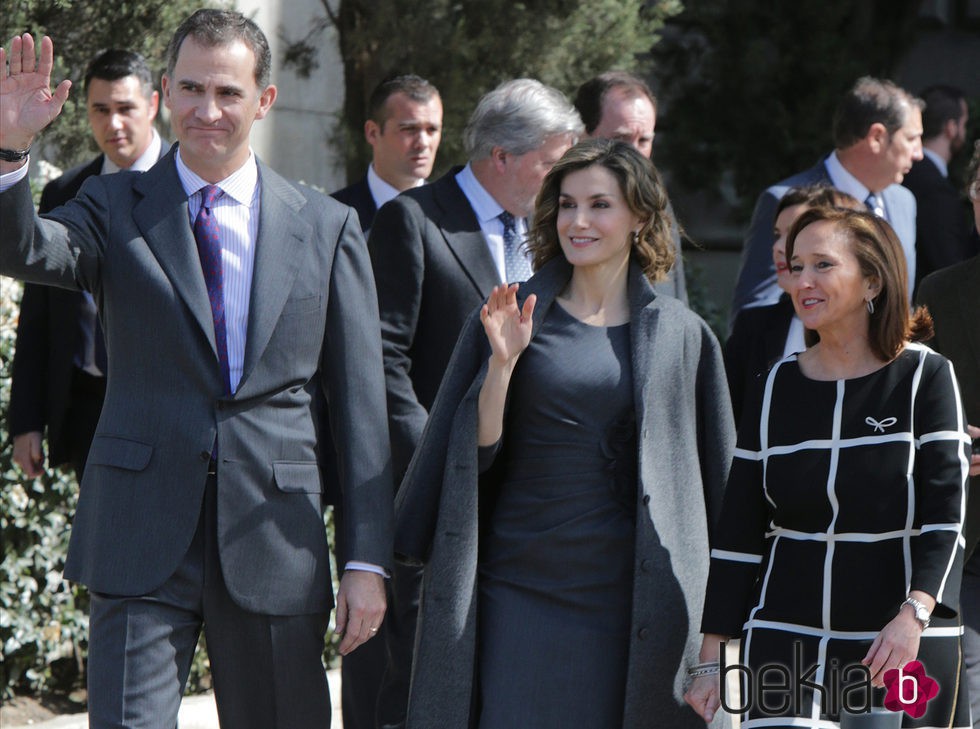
193, 185, 231, 395
499, 210, 532, 282
865, 193, 884, 218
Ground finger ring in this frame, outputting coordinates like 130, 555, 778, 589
370, 627, 378, 633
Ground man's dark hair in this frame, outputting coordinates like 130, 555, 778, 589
84, 49, 154, 100
366, 74, 440, 128
832, 76, 923, 149
573, 71, 657, 135
166, 9, 271, 88
918, 85, 966, 140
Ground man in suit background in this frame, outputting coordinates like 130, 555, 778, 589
328, 73, 441, 729
902, 84, 977, 292
916, 140, 980, 728
574, 70, 687, 303
366, 78, 582, 729
731, 76, 923, 322
10, 48, 165, 480
331, 74, 442, 234
0, 10, 390, 728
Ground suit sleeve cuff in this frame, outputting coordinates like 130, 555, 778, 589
344, 561, 390, 579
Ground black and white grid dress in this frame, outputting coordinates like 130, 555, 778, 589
702, 344, 971, 728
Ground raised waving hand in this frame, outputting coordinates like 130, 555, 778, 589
1, 34, 71, 158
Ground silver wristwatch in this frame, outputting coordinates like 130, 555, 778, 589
902, 597, 931, 630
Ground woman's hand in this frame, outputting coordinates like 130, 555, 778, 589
862, 604, 925, 687
480, 283, 536, 366
685, 674, 722, 723
967, 424, 979, 477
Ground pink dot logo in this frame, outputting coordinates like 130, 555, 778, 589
882, 660, 939, 718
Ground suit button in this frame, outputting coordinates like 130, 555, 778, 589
638, 627, 650, 640
199, 451, 210, 462
642, 494, 651, 505
640, 559, 652, 572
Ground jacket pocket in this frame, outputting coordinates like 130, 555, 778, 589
273, 461, 323, 493
87, 435, 153, 471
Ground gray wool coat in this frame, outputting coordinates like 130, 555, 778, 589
394, 255, 736, 729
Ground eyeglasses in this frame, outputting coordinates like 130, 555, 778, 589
970, 180, 980, 202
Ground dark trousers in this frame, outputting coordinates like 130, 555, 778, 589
86, 475, 332, 729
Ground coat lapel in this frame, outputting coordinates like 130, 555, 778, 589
238, 163, 312, 391
132, 152, 217, 354
433, 173, 502, 296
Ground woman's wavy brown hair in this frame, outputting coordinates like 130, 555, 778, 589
786, 206, 933, 361
527, 139, 675, 283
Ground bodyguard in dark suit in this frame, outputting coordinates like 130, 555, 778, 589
367, 78, 582, 729
0, 11, 390, 728
331, 75, 442, 234
10, 49, 166, 479
902, 85, 976, 292
330, 74, 442, 729
731, 77, 923, 322
917, 145, 980, 727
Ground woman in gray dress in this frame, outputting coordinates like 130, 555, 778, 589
394, 139, 736, 729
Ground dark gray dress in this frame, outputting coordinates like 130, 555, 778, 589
477, 303, 636, 729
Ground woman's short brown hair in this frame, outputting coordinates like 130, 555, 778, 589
786, 206, 932, 361
527, 139, 675, 283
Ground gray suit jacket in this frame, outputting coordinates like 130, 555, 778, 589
394, 256, 735, 729
0, 149, 393, 615
917, 255, 980, 559
730, 159, 917, 323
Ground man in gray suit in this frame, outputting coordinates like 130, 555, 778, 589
574, 70, 688, 303
731, 76, 923, 322
0, 10, 390, 729
366, 78, 582, 728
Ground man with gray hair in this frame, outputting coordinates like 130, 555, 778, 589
731, 76, 923, 320
366, 77, 581, 729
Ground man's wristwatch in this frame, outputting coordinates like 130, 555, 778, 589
0, 146, 31, 162
902, 597, 931, 630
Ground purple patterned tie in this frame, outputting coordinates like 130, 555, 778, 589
193, 185, 231, 395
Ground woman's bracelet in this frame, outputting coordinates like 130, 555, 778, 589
687, 661, 720, 678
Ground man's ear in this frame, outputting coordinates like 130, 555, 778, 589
147, 90, 160, 121
490, 146, 508, 173
365, 119, 382, 146
867, 122, 888, 154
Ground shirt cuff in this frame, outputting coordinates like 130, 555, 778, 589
344, 561, 390, 578
0, 159, 30, 192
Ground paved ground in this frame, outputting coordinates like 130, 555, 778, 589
2, 669, 343, 729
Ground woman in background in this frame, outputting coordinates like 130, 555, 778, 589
724, 186, 862, 422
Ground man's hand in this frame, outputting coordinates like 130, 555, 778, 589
334, 570, 386, 656
0, 34, 71, 160
12, 431, 45, 478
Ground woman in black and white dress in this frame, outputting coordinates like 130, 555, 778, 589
686, 206, 971, 728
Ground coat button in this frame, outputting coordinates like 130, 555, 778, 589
640, 559, 651, 572
642, 494, 651, 505
199, 451, 210, 462
638, 627, 650, 640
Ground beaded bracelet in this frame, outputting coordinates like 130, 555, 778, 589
687, 661, 720, 678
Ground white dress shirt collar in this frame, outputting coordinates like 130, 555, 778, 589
101, 128, 164, 175
455, 163, 505, 224
825, 151, 886, 217
366, 163, 422, 210
922, 148, 948, 178
175, 147, 259, 204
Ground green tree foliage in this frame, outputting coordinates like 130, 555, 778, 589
654, 0, 921, 219
284, 0, 683, 179
0, 0, 215, 169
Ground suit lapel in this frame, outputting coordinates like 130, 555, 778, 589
433, 174, 502, 296
238, 163, 311, 391
132, 153, 217, 354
